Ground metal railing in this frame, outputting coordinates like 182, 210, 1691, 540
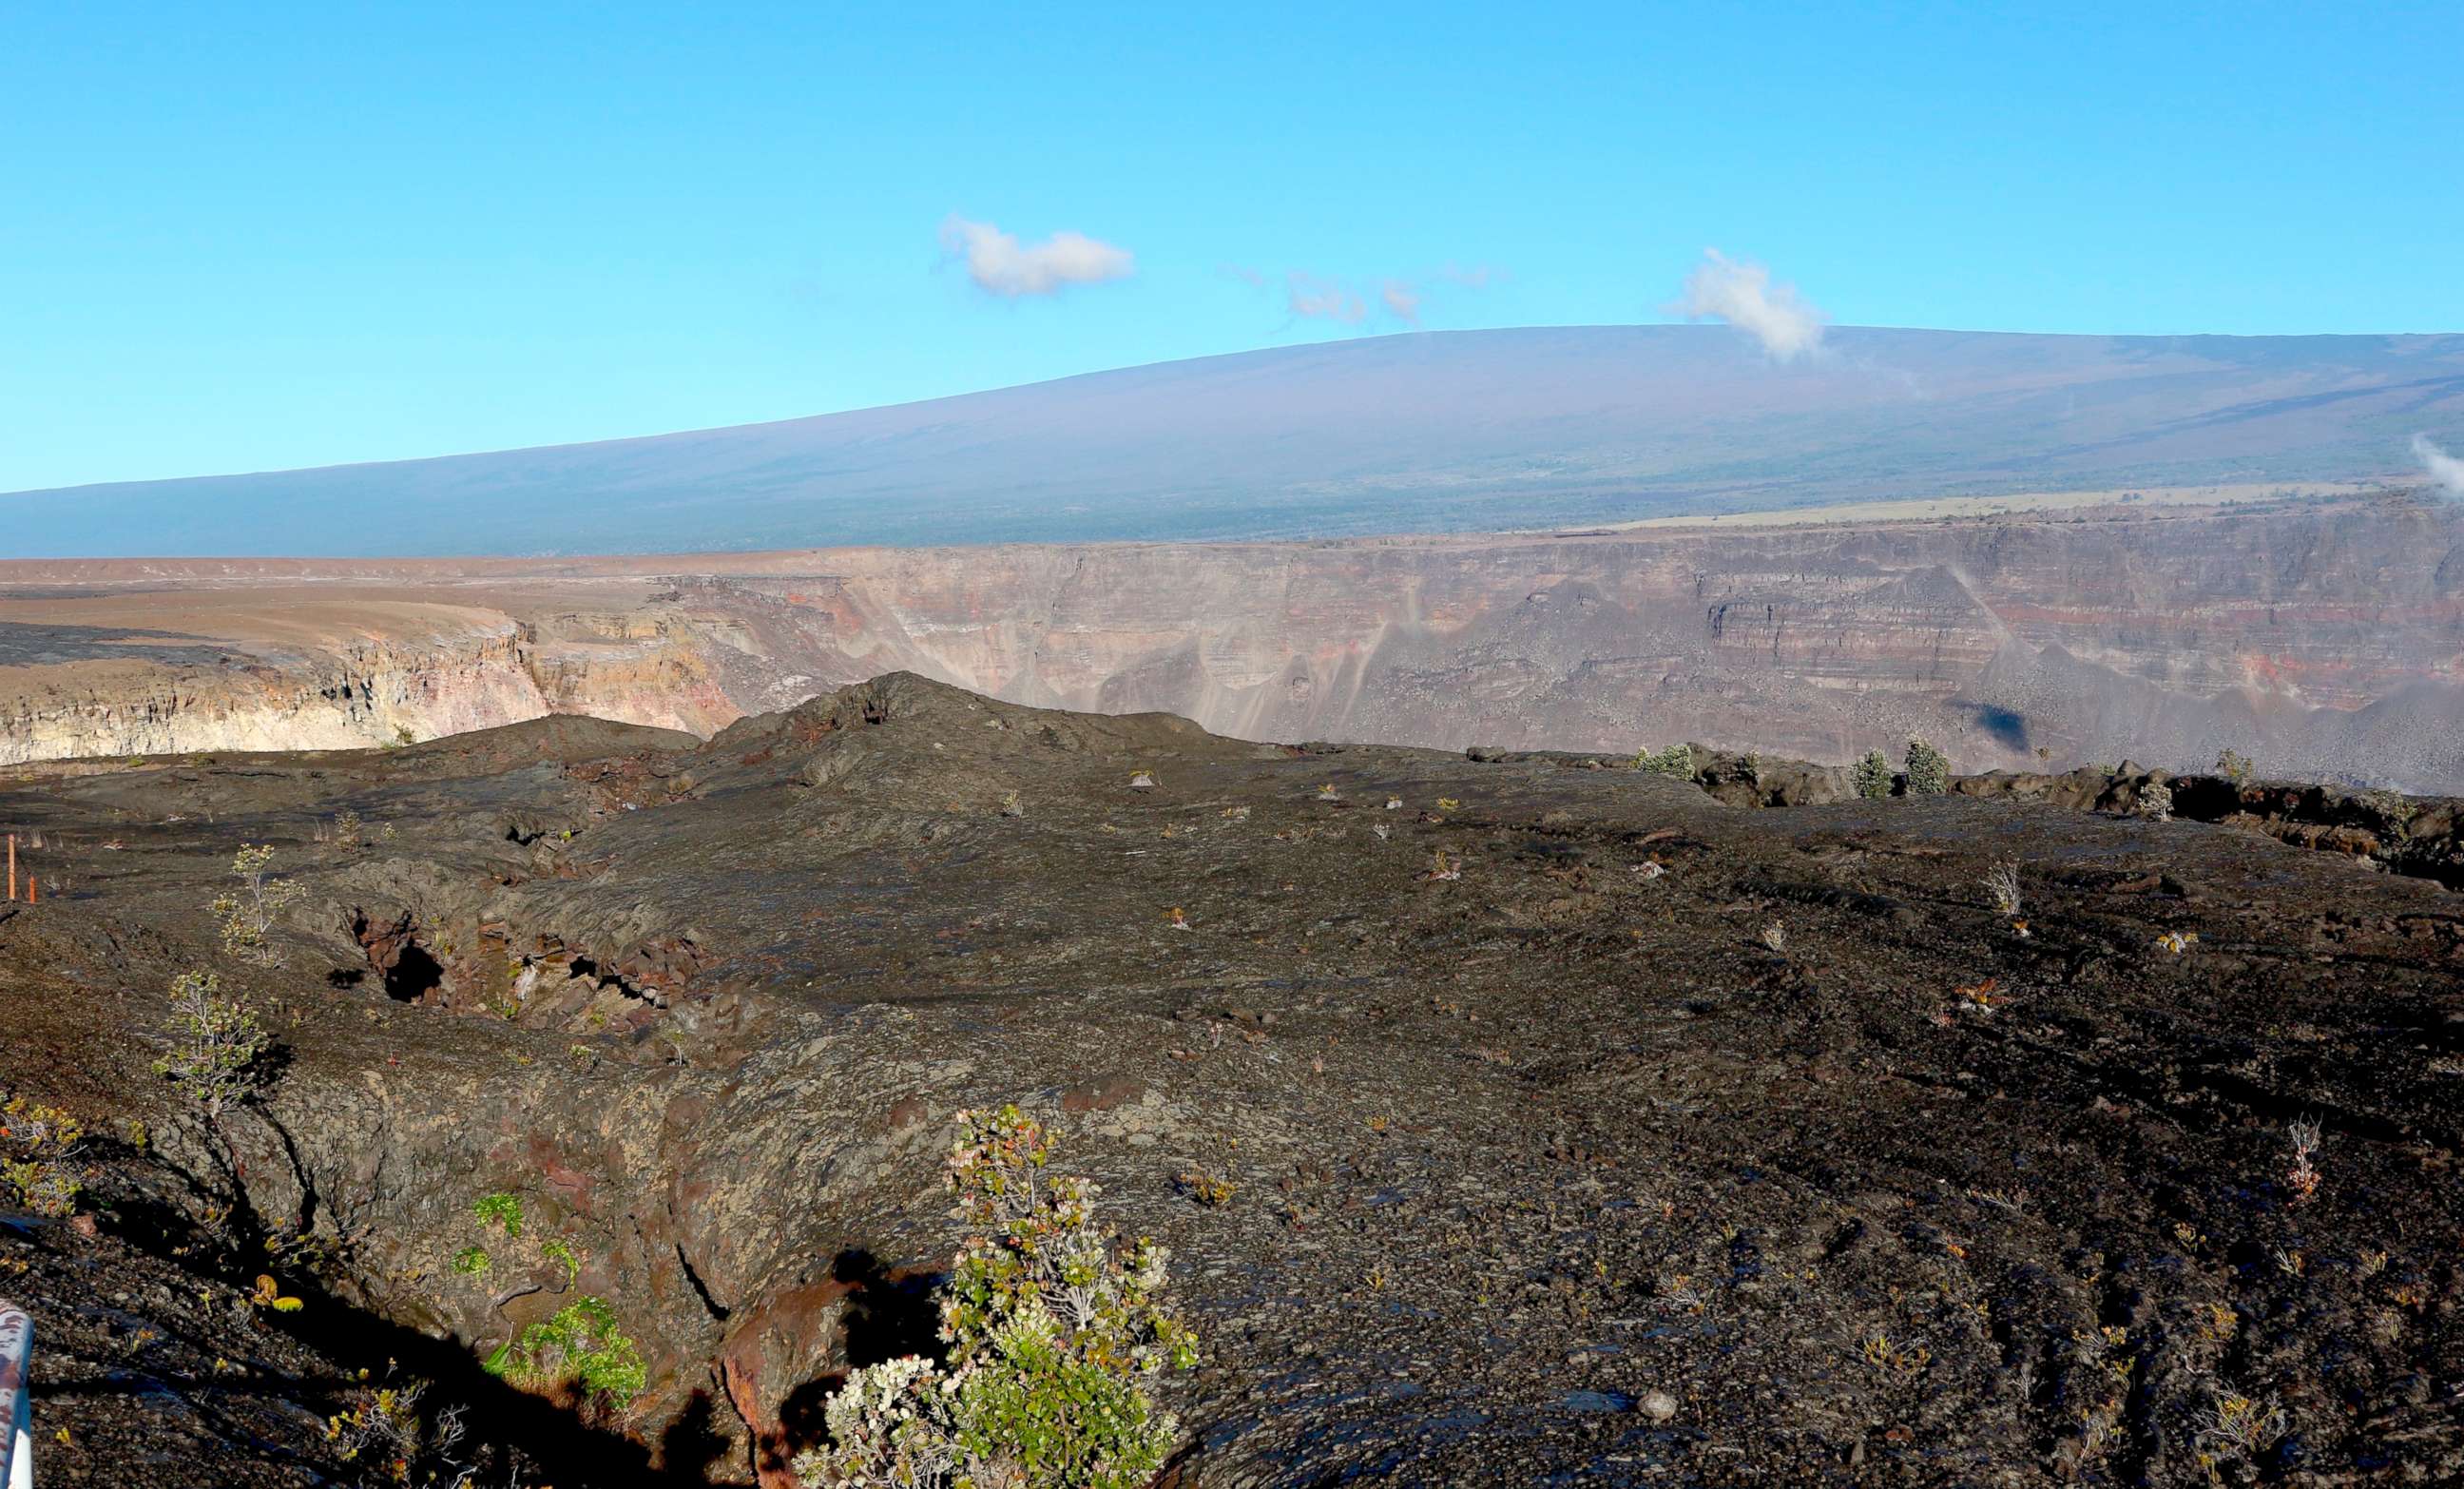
0, 1303, 29, 1489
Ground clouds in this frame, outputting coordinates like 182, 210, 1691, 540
1674, 248, 1826, 361
1224, 261, 1492, 331
2414, 434, 2464, 497
1285, 272, 1368, 324
941, 216, 1134, 298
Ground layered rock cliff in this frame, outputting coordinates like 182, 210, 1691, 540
2, 493, 2458, 788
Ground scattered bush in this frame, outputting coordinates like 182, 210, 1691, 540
452, 1246, 492, 1276
1903, 737, 1950, 796
155, 970, 277, 1122
2215, 748, 2254, 785
798, 1105, 1198, 1489
1632, 744, 1696, 781
2136, 781, 2174, 822
1851, 749, 1895, 800
2285, 1118, 2322, 1204
1175, 1169, 1236, 1208
485, 1295, 646, 1407
1, 1092, 85, 1218
215, 843, 304, 966
2193, 1390, 2287, 1480
325, 1375, 471, 1483
1981, 861, 2023, 917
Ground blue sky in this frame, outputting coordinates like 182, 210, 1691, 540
4, 1, 2458, 492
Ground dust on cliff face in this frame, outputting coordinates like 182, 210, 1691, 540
1, 671, 2460, 1486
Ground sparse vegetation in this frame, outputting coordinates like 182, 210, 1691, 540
2285, 1117, 2322, 1204
1633, 743, 1696, 780
323, 1374, 472, 1485
1903, 737, 1950, 795
155, 970, 276, 1122
214, 842, 304, 966
2137, 780, 2174, 821
2359, 787, 2417, 840
1176, 1168, 1236, 1208
2193, 1390, 2287, 1481
2215, 748, 2254, 785
1981, 861, 2022, 917
1, 1091, 85, 1218
1851, 748, 1894, 799
797, 1105, 1197, 1489
485, 1294, 646, 1407
472, 1191, 525, 1237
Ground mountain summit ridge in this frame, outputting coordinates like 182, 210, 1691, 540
6, 324, 2461, 558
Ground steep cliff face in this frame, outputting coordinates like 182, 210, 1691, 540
0, 602, 740, 764
2, 493, 2458, 788
714, 495, 2463, 786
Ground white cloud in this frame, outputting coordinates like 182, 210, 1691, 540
1673, 248, 1826, 361
941, 216, 1134, 298
1381, 279, 1420, 324
1220, 263, 1268, 289
1286, 272, 1366, 324
1439, 262, 1502, 289
2413, 434, 2464, 497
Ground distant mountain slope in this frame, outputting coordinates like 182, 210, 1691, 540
6, 325, 2461, 557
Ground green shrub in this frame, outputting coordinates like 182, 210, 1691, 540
799, 1105, 1198, 1489
154, 971, 276, 1122
472, 1192, 524, 1237
2215, 748, 2254, 785
452, 1246, 491, 1276
1851, 749, 1894, 800
1903, 737, 1951, 796
1632, 744, 1696, 781
485, 1295, 645, 1405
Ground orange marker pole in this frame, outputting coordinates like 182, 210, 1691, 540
6, 834, 13, 901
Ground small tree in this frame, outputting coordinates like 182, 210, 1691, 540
215, 843, 304, 967
2136, 780, 2174, 822
1851, 749, 1895, 800
1904, 737, 1951, 796
155, 970, 276, 1123
2215, 748, 2254, 786
799, 1106, 1198, 1489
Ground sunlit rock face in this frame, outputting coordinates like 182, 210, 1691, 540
2, 493, 2459, 789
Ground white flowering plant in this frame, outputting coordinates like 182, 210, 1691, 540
799, 1105, 1198, 1489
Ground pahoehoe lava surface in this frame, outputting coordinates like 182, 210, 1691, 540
2, 673, 2460, 1485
